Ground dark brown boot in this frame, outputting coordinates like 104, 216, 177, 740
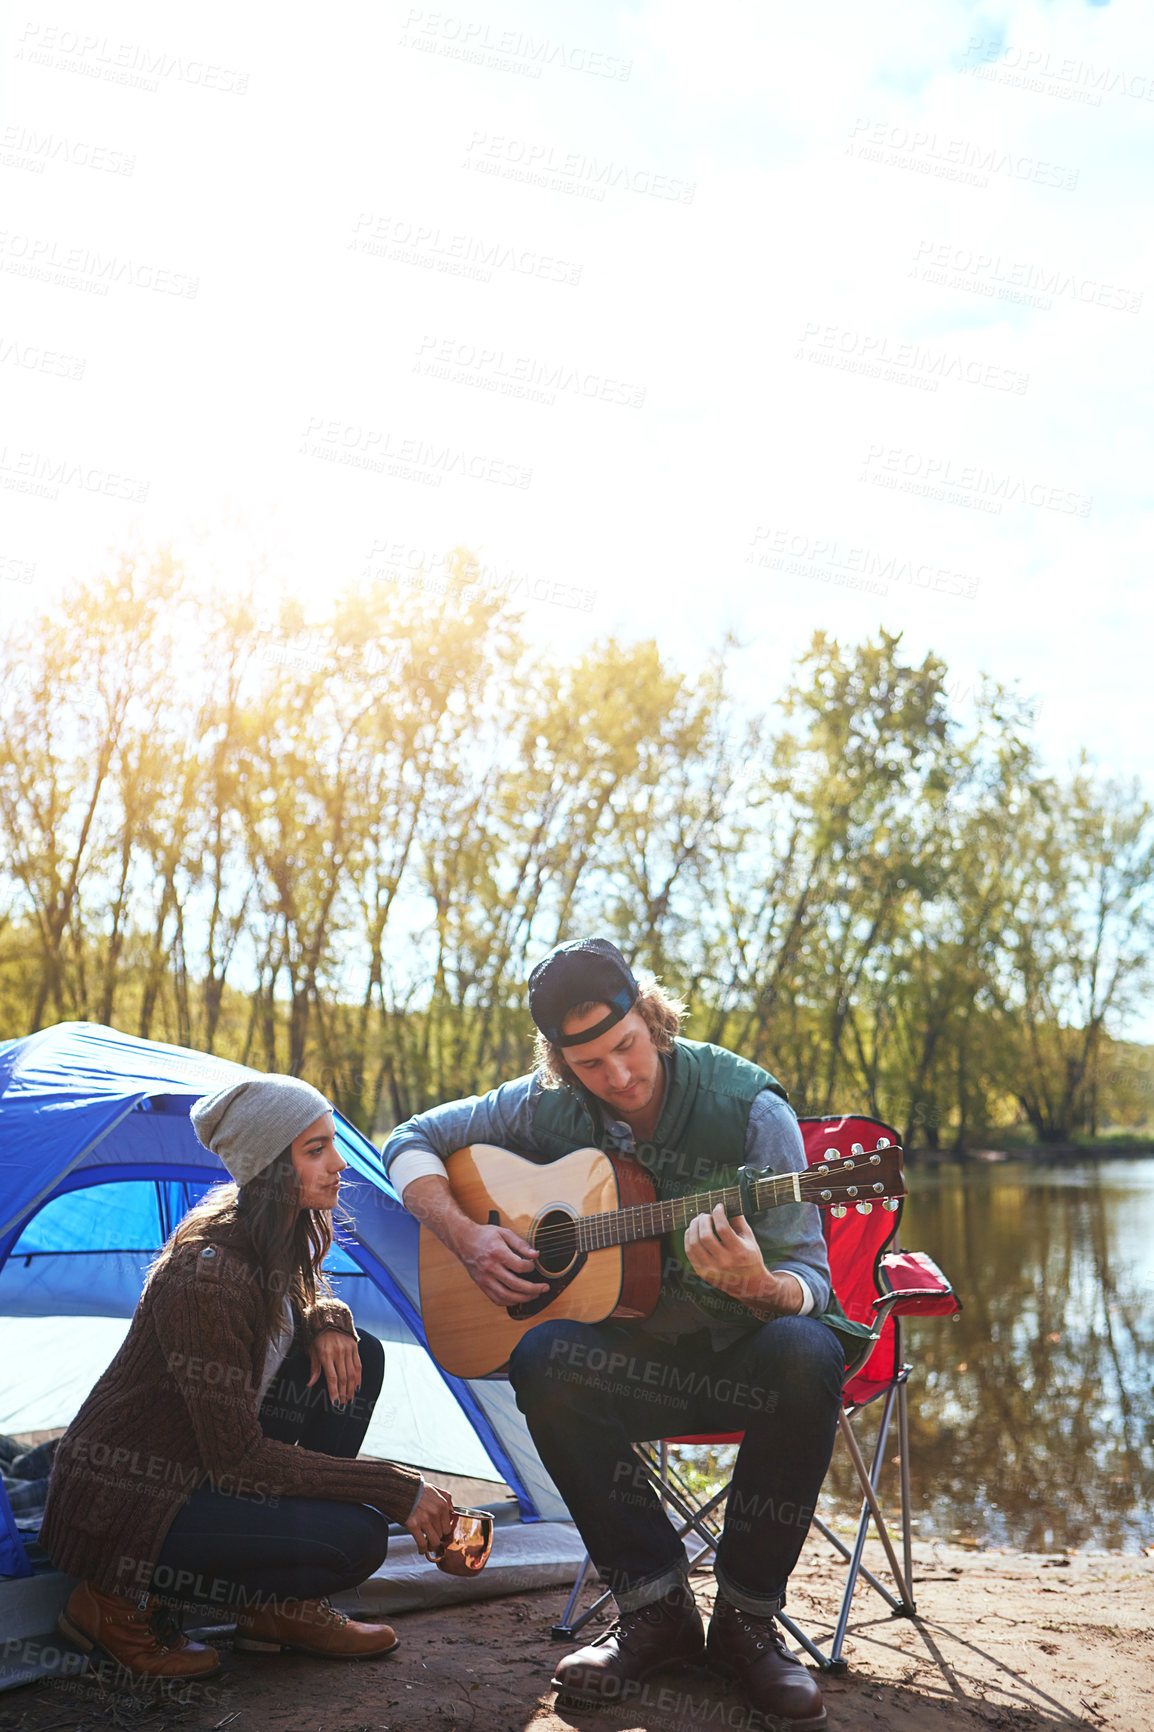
706, 1595, 826, 1727
552, 1582, 704, 1706
59, 1581, 219, 1681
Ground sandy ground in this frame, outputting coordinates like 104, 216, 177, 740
1, 1535, 1150, 1732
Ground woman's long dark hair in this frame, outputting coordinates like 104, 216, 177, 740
147, 1149, 339, 1350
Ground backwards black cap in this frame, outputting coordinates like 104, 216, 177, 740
527, 938, 639, 1047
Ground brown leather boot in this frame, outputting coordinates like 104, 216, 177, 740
58, 1581, 219, 1681
234, 1596, 398, 1659
706, 1595, 826, 1727
552, 1582, 704, 1706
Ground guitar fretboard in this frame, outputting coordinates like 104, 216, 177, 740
576, 1169, 801, 1252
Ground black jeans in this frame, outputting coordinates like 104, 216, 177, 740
153, 1330, 389, 1610
508, 1316, 844, 1617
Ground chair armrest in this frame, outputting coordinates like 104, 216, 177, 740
872, 1250, 961, 1317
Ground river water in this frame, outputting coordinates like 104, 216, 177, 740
821, 1157, 1154, 1552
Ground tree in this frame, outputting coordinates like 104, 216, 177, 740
1002, 767, 1154, 1141
2, 553, 1148, 1147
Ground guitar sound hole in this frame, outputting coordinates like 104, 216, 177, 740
533, 1209, 578, 1277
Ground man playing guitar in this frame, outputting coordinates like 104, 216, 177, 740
383, 938, 844, 1729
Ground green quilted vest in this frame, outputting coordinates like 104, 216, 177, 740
532, 1038, 871, 1361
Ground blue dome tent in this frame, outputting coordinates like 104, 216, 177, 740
0, 1023, 570, 1598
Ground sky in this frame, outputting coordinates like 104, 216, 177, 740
1, 0, 1151, 790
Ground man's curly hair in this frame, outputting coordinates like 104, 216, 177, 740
533, 980, 686, 1091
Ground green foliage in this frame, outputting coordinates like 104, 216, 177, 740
0, 549, 1150, 1144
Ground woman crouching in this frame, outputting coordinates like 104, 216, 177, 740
40, 1075, 454, 1681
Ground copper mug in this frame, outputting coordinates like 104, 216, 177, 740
428, 1507, 494, 1577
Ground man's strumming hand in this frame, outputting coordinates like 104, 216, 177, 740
400, 1174, 549, 1306
452, 1219, 549, 1307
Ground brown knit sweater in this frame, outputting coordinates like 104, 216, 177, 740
39, 1226, 422, 1598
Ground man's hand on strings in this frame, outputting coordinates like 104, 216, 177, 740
684, 1206, 802, 1316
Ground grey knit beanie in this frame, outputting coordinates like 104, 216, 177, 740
190, 1076, 333, 1187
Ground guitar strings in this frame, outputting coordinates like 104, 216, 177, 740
524, 1153, 897, 1252
530, 1182, 759, 1249
528, 1174, 796, 1251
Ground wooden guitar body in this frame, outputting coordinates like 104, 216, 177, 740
417, 1137, 905, 1378
419, 1144, 661, 1378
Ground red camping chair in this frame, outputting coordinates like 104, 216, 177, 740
552, 1115, 960, 1673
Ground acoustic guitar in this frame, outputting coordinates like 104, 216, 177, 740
419, 1140, 905, 1376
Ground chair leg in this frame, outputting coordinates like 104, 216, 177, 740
639, 1442, 726, 1528
777, 1609, 845, 1674
634, 1449, 729, 1555
823, 1391, 917, 1669
896, 1376, 916, 1613
552, 1449, 728, 1639
811, 1512, 904, 1609
837, 1402, 915, 1612
551, 1552, 615, 1640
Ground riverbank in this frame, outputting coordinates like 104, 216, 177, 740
907, 1139, 1154, 1164
4, 1536, 1149, 1732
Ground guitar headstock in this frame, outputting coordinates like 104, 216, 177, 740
799, 1141, 906, 1217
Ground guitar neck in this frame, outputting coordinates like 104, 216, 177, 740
577, 1168, 803, 1252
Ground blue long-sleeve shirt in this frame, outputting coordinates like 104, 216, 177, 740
381, 1062, 833, 1342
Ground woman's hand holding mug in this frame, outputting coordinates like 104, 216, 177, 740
405, 1484, 455, 1556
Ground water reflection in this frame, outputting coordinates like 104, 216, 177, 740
820, 1159, 1154, 1552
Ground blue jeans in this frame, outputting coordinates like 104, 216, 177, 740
509, 1316, 844, 1616
153, 1330, 389, 1610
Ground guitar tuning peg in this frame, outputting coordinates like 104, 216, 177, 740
882, 1198, 899, 1212
855, 1201, 873, 1215
850, 1142, 864, 1156
876, 1137, 890, 1148
824, 1148, 839, 1161
831, 1204, 847, 1219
